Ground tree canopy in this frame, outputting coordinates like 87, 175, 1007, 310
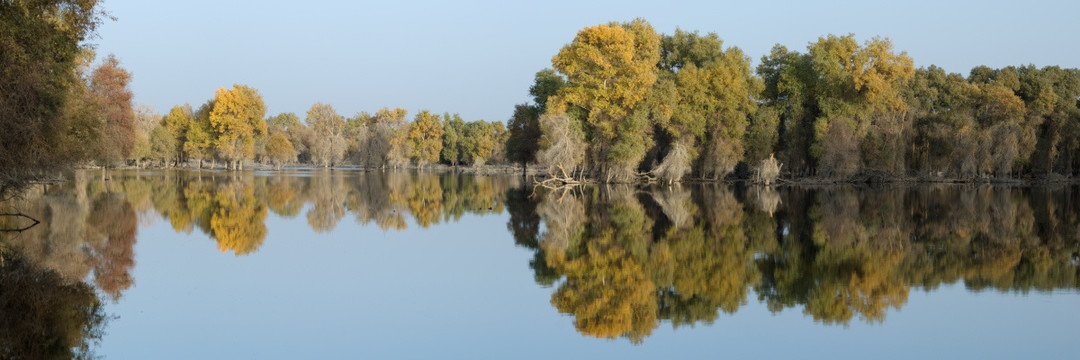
208, 84, 267, 170
0, 0, 106, 190
6, 10, 1080, 183
519, 21, 1080, 183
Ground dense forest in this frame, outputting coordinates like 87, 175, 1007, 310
3, 1, 1080, 189
508, 19, 1080, 184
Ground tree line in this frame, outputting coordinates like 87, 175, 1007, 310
141, 94, 510, 171
5, 3, 1080, 188
1, 0, 514, 194
506, 19, 1080, 183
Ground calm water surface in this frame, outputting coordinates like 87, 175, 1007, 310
1, 169, 1078, 359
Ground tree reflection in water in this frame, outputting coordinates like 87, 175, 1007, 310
511, 184, 1080, 341
0, 251, 107, 360
3, 169, 1080, 349
1, 170, 139, 302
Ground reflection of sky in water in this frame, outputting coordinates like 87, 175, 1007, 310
98, 206, 1080, 359
5, 170, 1078, 358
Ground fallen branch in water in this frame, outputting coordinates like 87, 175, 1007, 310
535, 176, 584, 190
0, 213, 40, 233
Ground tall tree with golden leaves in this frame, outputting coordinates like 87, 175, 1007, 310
549, 18, 660, 181
265, 133, 296, 170
162, 104, 195, 165
407, 110, 444, 168
808, 35, 914, 177
208, 84, 267, 170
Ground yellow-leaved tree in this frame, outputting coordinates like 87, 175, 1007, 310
548, 18, 660, 181
209, 180, 268, 255
808, 35, 914, 177
265, 132, 295, 170
407, 110, 444, 169
209, 84, 267, 170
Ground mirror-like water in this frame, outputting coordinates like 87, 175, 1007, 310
1, 169, 1078, 359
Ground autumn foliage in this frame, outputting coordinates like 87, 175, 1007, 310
5, 7, 1080, 184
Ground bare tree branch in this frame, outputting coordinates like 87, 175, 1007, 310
0, 213, 41, 233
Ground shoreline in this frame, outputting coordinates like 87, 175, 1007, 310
69, 163, 1080, 187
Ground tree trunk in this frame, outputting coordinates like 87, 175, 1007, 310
1062, 147, 1071, 176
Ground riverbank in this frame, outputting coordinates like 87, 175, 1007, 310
67, 162, 1080, 186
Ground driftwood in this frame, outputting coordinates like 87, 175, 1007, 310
532, 164, 590, 191
535, 176, 584, 190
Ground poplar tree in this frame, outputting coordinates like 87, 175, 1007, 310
549, 18, 660, 181
407, 110, 444, 168
208, 84, 267, 170
306, 103, 346, 167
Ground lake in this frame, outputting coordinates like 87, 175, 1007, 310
1, 169, 1078, 359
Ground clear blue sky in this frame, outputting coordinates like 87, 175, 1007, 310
94, 0, 1080, 123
